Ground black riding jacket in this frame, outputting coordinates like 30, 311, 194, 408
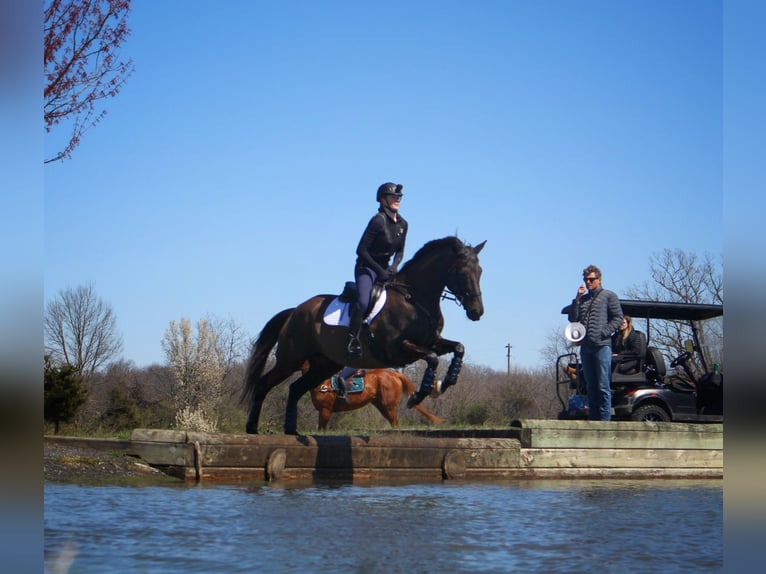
355, 207, 408, 276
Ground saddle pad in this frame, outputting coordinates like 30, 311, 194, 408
323, 290, 387, 327
330, 375, 365, 393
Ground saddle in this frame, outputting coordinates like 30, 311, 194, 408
338, 281, 384, 313
319, 371, 366, 394
323, 283, 387, 327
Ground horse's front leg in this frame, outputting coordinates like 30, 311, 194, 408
405, 351, 439, 408
419, 336, 465, 398
434, 338, 464, 393
396, 339, 439, 408
401, 337, 465, 408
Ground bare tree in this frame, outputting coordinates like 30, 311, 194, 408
206, 315, 249, 383
44, 283, 123, 379
44, 0, 135, 163
625, 249, 723, 375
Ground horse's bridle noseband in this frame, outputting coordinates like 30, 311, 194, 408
443, 266, 481, 309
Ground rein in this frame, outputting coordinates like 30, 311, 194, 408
443, 265, 481, 310
441, 288, 464, 307
387, 281, 441, 332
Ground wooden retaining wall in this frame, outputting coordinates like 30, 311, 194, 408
125, 419, 722, 482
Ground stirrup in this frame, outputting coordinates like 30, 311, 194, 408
347, 336, 362, 357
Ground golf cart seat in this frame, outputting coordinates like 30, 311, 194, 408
612, 331, 647, 376
611, 342, 666, 387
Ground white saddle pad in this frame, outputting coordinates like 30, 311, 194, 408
323, 290, 387, 327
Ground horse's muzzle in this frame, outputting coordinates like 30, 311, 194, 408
465, 306, 483, 321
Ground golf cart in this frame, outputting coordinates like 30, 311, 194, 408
556, 299, 723, 423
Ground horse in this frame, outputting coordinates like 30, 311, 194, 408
242, 236, 486, 435
309, 368, 445, 430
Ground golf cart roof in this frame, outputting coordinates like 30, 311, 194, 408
561, 299, 723, 321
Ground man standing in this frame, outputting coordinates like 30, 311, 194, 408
568, 265, 623, 421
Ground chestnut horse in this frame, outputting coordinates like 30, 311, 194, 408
310, 369, 445, 430
242, 236, 486, 434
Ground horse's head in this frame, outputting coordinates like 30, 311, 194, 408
446, 240, 486, 321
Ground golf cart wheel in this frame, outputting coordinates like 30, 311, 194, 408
630, 404, 671, 422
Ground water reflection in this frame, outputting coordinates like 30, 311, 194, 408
45, 479, 722, 573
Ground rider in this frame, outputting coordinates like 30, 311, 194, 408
336, 182, 408, 400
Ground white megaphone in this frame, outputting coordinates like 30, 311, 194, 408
564, 322, 586, 343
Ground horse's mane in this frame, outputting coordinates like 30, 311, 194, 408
399, 236, 467, 273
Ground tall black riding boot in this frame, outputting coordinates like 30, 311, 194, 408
346, 304, 364, 357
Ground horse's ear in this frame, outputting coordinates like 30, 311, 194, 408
473, 240, 487, 255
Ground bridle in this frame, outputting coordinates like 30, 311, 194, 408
443, 263, 481, 310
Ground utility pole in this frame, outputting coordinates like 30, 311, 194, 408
505, 344, 512, 377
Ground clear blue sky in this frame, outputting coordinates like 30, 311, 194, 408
43, 0, 723, 373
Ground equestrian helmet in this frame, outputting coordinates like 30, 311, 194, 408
376, 182, 404, 201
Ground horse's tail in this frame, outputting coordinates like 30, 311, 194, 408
399, 372, 445, 425
240, 308, 295, 406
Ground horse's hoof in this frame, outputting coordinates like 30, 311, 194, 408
431, 380, 443, 397
245, 425, 258, 435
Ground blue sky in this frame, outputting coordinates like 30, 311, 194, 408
43, 0, 723, 373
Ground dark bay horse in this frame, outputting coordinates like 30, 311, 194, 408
309, 368, 445, 430
242, 236, 486, 435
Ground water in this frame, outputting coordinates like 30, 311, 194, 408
45, 479, 722, 573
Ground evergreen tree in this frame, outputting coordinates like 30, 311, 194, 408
44, 356, 88, 434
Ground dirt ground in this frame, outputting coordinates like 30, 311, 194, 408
44, 438, 174, 483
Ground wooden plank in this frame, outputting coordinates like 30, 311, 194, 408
128, 441, 193, 466
506, 420, 723, 449
518, 428, 722, 450
123, 426, 723, 482
194, 465, 722, 481
511, 419, 723, 433
131, 429, 188, 443
519, 448, 723, 469
186, 432, 311, 447
197, 438, 521, 471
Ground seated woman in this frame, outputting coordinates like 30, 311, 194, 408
612, 315, 646, 374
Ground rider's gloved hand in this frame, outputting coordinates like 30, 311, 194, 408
377, 268, 392, 282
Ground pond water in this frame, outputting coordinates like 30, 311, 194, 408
45, 478, 722, 573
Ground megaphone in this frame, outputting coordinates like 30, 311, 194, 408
564, 322, 586, 343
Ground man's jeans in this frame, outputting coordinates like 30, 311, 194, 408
581, 344, 612, 421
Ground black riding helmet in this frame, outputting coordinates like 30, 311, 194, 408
376, 182, 404, 201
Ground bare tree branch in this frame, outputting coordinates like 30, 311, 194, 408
44, 0, 135, 163
625, 249, 723, 376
